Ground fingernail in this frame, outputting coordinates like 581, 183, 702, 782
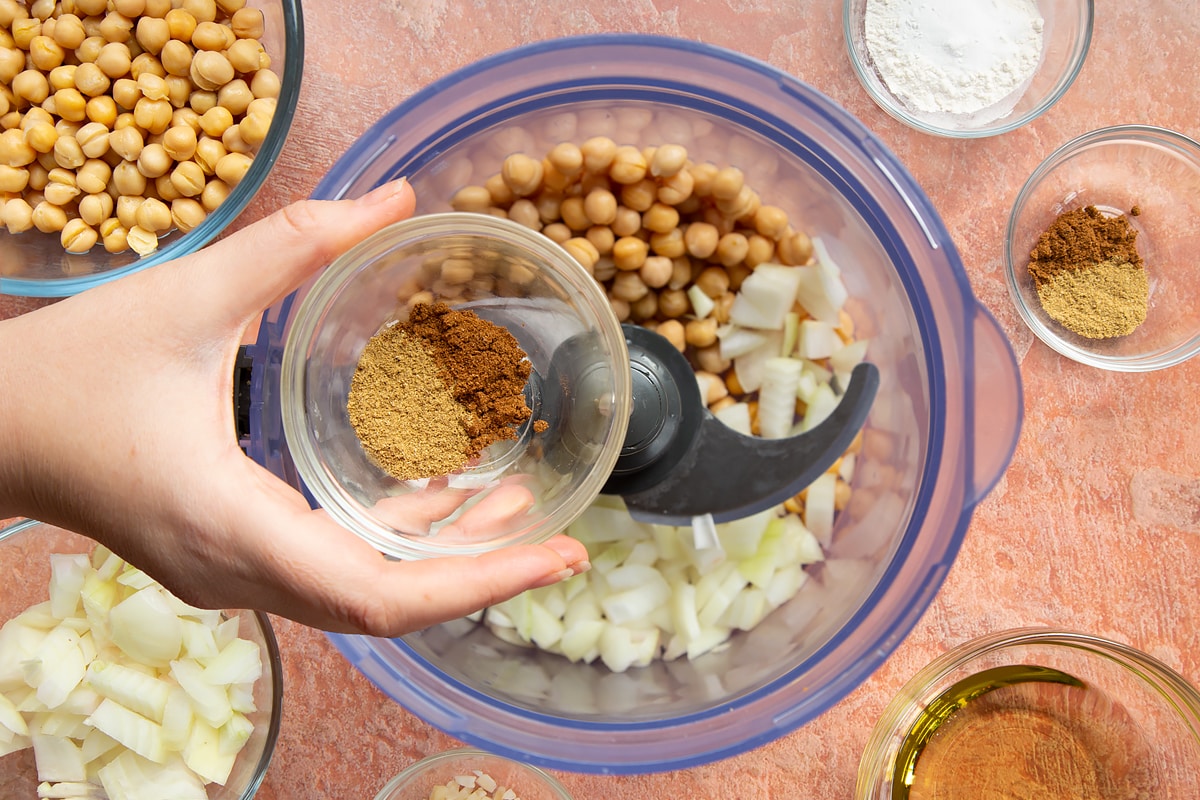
530, 567, 577, 590
357, 177, 408, 206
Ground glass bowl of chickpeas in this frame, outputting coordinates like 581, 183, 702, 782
0, 0, 301, 297
247, 35, 1023, 773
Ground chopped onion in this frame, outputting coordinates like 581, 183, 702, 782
728, 263, 805, 329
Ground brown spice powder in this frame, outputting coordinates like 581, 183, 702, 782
347, 302, 538, 481
1027, 205, 1142, 287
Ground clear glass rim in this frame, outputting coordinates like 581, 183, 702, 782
280, 212, 632, 559
856, 626, 1200, 797
842, 0, 1095, 139
1003, 124, 1200, 371
373, 747, 573, 800
0, 517, 285, 799
0, 0, 305, 298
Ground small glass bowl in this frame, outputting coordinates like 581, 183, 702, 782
0, 519, 284, 800
280, 212, 632, 560
843, 0, 1093, 137
0, 0, 303, 298
1004, 125, 1200, 371
373, 748, 573, 800
857, 628, 1200, 799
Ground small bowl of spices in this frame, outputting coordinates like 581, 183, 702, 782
856, 628, 1200, 800
843, 0, 1093, 137
373, 748, 573, 800
1005, 125, 1200, 371
280, 212, 632, 559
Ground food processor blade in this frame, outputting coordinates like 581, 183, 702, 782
602, 325, 879, 525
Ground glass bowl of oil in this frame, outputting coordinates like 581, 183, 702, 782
857, 628, 1200, 799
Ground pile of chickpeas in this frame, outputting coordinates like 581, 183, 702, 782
446, 136, 862, 514
0, 0, 280, 255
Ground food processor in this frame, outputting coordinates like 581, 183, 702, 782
242, 35, 1023, 774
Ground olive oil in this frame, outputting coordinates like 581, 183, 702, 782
891, 665, 1154, 800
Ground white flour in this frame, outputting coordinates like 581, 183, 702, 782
864, 0, 1045, 120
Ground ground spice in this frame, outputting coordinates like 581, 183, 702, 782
1027, 205, 1148, 339
1036, 257, 1148, 339
347, 302, 539, 481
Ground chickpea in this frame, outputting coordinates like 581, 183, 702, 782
95, 43, 133, 80
102, 221, 129, 253
134, 97, 171, 134
25, 162, 48, 191
612, 235, 648, 272
13, 69, 51, 105
693, 265, 730, 299
2, 196, 33, 232
134, 195, 171, 232
712, 291, 735, 324
500, 152, 542, 197
249, 68, 279, 99
631, 290, 658, 323
193, 135, 226, 174
52, 14, 87, 49
217, 78, 253, 115
716, 231, 749, 267
617, 178, 655, 212
153, 172, 181, 202
115, 195, 142, 229
163, 8, 197, 42
170, 196, 206, 232
126, 224, 158, 255
135, 15, 169, 54
450, 184, 490, 213
610, 271, 648, 303
711, 166, 744, 201
189, 90, 218, 114
657, 169, 695, 207
54, 88, 88, 122
107, 126, 143, 161
164, 74, 191, 108
611, 205, 641, 238
214, 150, 251, 186
744, 233, 774, 268
547, 141, 583, 177
639, 255, 673, 289
31, 199, 67, 232
11, 19, 40, 51
226, 37, 265, 72
533, 192, 561, 224
649, 227, 685, 259
78, 190, 113, 225
518, 218, 560, 245
491, 197, 533, 230
190, 50, 233, 92
132, 54, 168, 82
199, 176, 228, 211
680, 221, 717, 259
0, 163, 27, 192
75, 158, 111, 194
82, 96, 116, 127
170, 106, 202, 132
159, 39, 193, 77
230, 7, 263, 39
585, 224, 614, 256
580, 135, 616, 173
198, 104, 233, 137
562, 237, 599, 274
753, 204, 789, 240
60, 217, 98, 252
0, 48, 23, 85
609, 145, 647, 184
726, 263, 752, 292
558, 195, 589, 231
29, 35, 65, 72
655, 318, 686, 352
657, 287, 689, 318
668, 256, 692, 290
684, 317, 718, 349
583, 187, 617, 226
642, 202, 679, 234
112, 160, 146, 194
49, 65, 79, 93
692, 345, 728, 374
608, 296, 631, 323
778, 230, 813, 265
53, 135, 85, 169
23, 121, 58, 154
649, 143, 687, 177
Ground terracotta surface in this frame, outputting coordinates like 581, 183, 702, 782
4, 2, 1200, 798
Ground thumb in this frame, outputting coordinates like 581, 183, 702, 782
182, 178, 416, 324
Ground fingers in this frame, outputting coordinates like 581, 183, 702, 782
183, 178, 416, 327
437, 482, 536, 542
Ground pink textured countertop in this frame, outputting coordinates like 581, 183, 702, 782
5, 3, 1200, 798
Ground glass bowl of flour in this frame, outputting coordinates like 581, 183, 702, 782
844, 0, 1093, 137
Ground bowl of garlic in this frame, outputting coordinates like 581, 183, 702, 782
0, 518, 283, 800
373, 748, 573, 800
0, 0, 301, 297
246, 34, 1023, 774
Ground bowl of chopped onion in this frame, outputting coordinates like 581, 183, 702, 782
373, 748, 573, 800
0, 0, 302, 297
0, 518, 283, 800
245, 35, 1023, 774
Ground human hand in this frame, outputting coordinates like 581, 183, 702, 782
0, 180, 590, 637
